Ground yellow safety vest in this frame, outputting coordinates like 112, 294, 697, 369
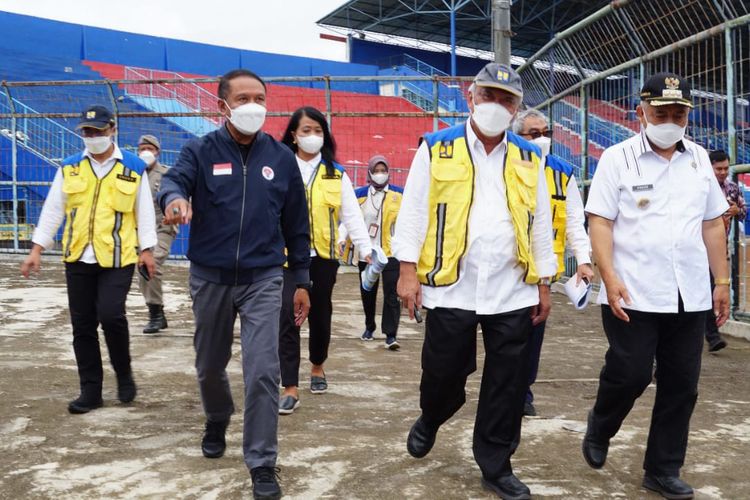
544, 154, 574, 278
417, 124, 543, 287
343, 184, 404, 262
306, 160, 344, 260
61, 151, 145, 267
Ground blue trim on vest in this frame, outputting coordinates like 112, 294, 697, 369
354, 185, 369, 198
545, 154, 574, 177
507, 131, 542, 158
389, 184, 404, 194
121, 150, 146, 175
62, 152, 85, 167
424, 124, 465, 147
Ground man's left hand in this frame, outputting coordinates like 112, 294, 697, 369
576, 263, 595, 285
713, 284, 730, 327
531, 285, 551, 325
139, 249, 156, 279
726, 203, 740, 217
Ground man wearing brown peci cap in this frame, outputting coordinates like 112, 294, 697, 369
136, 134, 177, 334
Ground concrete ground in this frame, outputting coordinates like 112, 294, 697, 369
0, 258, 748, 499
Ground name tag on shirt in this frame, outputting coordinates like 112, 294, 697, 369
632, 184, 654, 192
213, 163, 232, 176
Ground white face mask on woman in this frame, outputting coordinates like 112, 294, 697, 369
225, 100, 266, 135
371, 172, 389, 186
83, 135, 112, 155
296, 134, 324, 155
471, 101, 514, 137
643, 116, 686, 149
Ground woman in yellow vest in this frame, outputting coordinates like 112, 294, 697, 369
277, 107, 372, 415
20, 105, 157, 415
339, 154, 404, 349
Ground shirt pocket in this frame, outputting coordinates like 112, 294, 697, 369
109, 177, 138, 213
61, 176, 89, 207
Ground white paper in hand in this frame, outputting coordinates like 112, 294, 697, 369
564, 277, 592, 310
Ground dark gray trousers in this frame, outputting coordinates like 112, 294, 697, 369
190, 273, 283, 471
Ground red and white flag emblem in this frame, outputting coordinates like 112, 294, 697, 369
213, 163, 232, 176
262, 166, 275, 180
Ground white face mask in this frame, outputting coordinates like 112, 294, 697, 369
371, 172, 389, 186
643, 116, 686, 149
296, 134, 324, 155
531, 136, 551, 158
84, 135, 112, 155
225, 100, 266, 135
139, 150, 156, 166
471, 101, 514, 137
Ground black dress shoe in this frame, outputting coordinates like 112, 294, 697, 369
582, 411, 609, 469
406, 417, 437, 458
68, 395, 103, 414
201, 419, 229, 458
708, 338, 727, 352
117, 374, 137, 403
643, 472, 694, 499
523, 401, 536, 417
482, 474, 531, 500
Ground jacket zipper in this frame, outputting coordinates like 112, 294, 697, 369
235, 147, 249, 285
64, 207, 77, 258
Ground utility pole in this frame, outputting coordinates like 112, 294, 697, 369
493, 0, 512, 64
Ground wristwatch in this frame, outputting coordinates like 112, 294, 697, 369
714, 278, 731, 286
296, 282, 312, 292
538, 277, 552, 286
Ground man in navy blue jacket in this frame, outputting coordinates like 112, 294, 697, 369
159, 69, 310, 500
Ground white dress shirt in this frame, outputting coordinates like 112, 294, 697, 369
585, 132, 728, 313
32, 145, 158, 263
296, 153, 372, 258
564, 173, 591, 265
392, 122, 558, 315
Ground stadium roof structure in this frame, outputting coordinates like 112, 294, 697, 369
318, 0, 611, 60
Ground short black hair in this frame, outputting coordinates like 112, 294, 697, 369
218, 69, 266, 100
709, 150, 729, 164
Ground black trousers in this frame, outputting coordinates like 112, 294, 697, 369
357, 257, 401, 336
590, 303, 705, 476
64, 262, 135, 397
279, 256, 338, 387
419, 306, 532, 479
526, 320, 546, 403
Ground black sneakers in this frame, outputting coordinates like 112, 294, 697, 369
251, 466, 282, 500
201, 419, 229, 458
117, 374, 137, 403
481, 473, 531, 500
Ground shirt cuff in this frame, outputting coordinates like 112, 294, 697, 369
574, 251, 592, 265
289, 267, 310, 286
394, 246, 420, 264
31, 234, 54, 251
139, 234, 158, 251
536, 258, 559, 278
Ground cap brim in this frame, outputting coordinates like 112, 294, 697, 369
76, 121, 111, 130
645, 98, 694, 109
475, 82, 523, 97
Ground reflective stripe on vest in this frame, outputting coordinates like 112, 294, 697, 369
307, 160, 343, 260
61, 155, 142, 267
544, 155, 574, 277
416, 124, 542, 286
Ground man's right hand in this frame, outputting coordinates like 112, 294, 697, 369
20, 245, 43, 278
163, 198, 192, 225
397, 262, 422, 320
604, 276, 632, 322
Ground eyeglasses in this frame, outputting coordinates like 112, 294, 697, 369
521, 129, 553, 140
